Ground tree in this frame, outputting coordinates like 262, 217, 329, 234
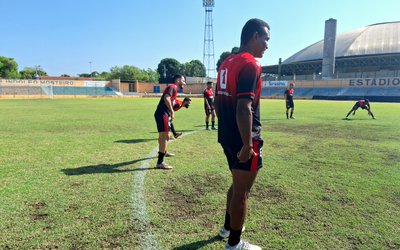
216, 51, 231, 72
78, 73, 91, 78
61, 74, 70, 77
19, 66, 47, 79
146, 68, 160, 83
109, 65, 152, 82
183, 60, 206, 77
157, 58, 181, 82
0, 56, 19, 79
216, 47, 240, 72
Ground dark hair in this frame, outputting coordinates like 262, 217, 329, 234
207, 81, 213, 85
173, 74, 184, 83
240, 18, 270, 46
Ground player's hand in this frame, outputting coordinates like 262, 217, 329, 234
237, 145, 256, 163
183, 99, 191, 108
170, 113, 175, 122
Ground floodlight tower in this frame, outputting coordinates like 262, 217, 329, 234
203, 0, 216, 78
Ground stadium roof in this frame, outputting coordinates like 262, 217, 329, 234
283, 21, 400, 64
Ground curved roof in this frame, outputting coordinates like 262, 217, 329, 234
283, 21, 400, 64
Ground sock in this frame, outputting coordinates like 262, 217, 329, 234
206, 122, 209, 129
223, 212, 231, 230
286, 112, 289, 119
157, 152, 165, 164
290, 111, 293, 117
212, 121, 215, 128
170, 123, 177, 136
228, 228, 242, 246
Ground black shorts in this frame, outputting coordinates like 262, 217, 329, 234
154, 112, 170, 133
222, 139, 263, 172
204, 105, 215, 115
353, 103, 368, 110
286, 100, 294, 109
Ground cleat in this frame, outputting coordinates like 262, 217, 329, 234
225, 240, 261, 250
155, 162, 173, 170
174, 132, 182, 139
165, 152, 175, 157
290, 116, 295, 119
219, 226, 245, 238
206, 127, 211, 130
211, 127, 217, 130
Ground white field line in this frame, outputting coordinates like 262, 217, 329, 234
131, 131, 198, 249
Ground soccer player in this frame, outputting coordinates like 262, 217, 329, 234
284, 82, 295, 119
215, 18, 269, 250
203, 81, 217, 130
153, 74, 190, 169
344, 99, 375, 119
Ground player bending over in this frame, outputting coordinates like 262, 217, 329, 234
344, 99, 375, 119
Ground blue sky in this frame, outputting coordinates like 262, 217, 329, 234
1, 0, 399, 76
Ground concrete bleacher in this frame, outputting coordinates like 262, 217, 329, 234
262, 87, 400, 102
0, 85, 45, 96
51, 86, 117, 96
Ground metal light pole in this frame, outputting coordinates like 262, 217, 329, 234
89, 61, 92, 75
203, 0, 216, 79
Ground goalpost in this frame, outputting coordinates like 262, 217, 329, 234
40, 82, 54, 99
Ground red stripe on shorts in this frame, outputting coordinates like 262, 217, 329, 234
162, 114, 169, 132
250, 140, 259, 172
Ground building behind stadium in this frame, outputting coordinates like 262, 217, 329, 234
263, 20, 400, 102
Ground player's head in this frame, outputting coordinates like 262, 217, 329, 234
365, 99, 369, 103
289, 83, 295, 89
173, 74, 186, 89
240, 18, 270, 58
206, 81, 213, 89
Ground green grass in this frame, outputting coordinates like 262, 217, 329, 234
0, 98, 399, 249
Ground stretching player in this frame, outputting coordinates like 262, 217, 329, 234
344, 99, 375, 119
153, 75, 190, 169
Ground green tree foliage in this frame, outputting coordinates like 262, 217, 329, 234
183, 60, 206, 77
109, 65, 153, 82
0, 56, 20, 78
19, 67, 48, 79
60, 74, 70, 77
157, 58, 181, 81
146, 68, 160, 83
216, 47, 240, 72
96, 71, 111, 80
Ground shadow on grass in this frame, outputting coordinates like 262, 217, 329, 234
61, 157, 157, 175
114, 138, 156, 144
149, 129, 196, 134
172, 236, 222, 250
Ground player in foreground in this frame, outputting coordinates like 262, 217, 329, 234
203, 81, 217, 130
215, 18, 269, 250
153, 74, 191, 169
344, 99, 376, 119
284, 82, 295, 119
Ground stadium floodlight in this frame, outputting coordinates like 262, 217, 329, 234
203, 0, 214, 7
202, 0, 216, 78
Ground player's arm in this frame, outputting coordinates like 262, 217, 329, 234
236, 98, 253, 162
236, 62, 258, 162
164, 95, 174, 121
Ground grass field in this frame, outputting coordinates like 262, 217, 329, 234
0, 98, 399, 250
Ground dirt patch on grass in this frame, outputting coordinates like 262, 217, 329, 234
163, 173, 226, 220
26, 201, 49, 221
252, 183, 288, 204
